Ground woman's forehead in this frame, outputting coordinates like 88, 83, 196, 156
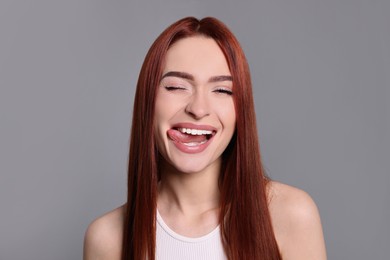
162, 36, 231, 81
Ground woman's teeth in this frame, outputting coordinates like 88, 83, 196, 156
178, 128, 213, 136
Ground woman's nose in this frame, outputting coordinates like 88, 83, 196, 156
185, 91, 210, 119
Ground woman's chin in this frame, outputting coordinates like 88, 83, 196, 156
163, 155, 222, 175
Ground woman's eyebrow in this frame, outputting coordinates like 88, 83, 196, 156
208, 75, 232, 82
161, 71, 232, 83
161, 71, 194, 81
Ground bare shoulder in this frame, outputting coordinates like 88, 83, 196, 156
267, 181, 327, 260
83, 204, 126, 260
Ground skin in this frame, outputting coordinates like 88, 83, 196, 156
84, 36, 327, 260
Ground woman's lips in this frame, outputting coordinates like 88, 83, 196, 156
167, 128, 214, 154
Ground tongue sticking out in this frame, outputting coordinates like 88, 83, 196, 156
167, 129, 208, 143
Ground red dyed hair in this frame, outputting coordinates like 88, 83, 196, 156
122, 17, 281, 260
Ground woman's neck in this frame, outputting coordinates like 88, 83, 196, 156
157, 159, 221, 217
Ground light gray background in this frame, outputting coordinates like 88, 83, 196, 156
1, 0, 389, 259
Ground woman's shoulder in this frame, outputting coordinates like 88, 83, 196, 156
267, 181, 317, 213
267, 181, 327, 259
83, 204, 126, 260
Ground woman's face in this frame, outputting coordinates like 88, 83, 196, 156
154, 36, 236, 174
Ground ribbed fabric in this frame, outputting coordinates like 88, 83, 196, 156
156, 210, 227, 260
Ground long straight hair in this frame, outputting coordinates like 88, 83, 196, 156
122, 17, 281, 260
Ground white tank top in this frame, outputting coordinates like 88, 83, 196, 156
156, 210, 227, 260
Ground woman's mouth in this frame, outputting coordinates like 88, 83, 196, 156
167, 126, 216, 153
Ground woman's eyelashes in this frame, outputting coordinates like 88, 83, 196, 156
164, 85, 187, 91
213, 88, 233, 95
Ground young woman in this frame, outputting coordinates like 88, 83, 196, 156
84, 17, 326, 260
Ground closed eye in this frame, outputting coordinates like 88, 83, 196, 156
165, 86, 186, 91
214, 88, 233, 95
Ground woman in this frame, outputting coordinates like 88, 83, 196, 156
84, 17, 326, 260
